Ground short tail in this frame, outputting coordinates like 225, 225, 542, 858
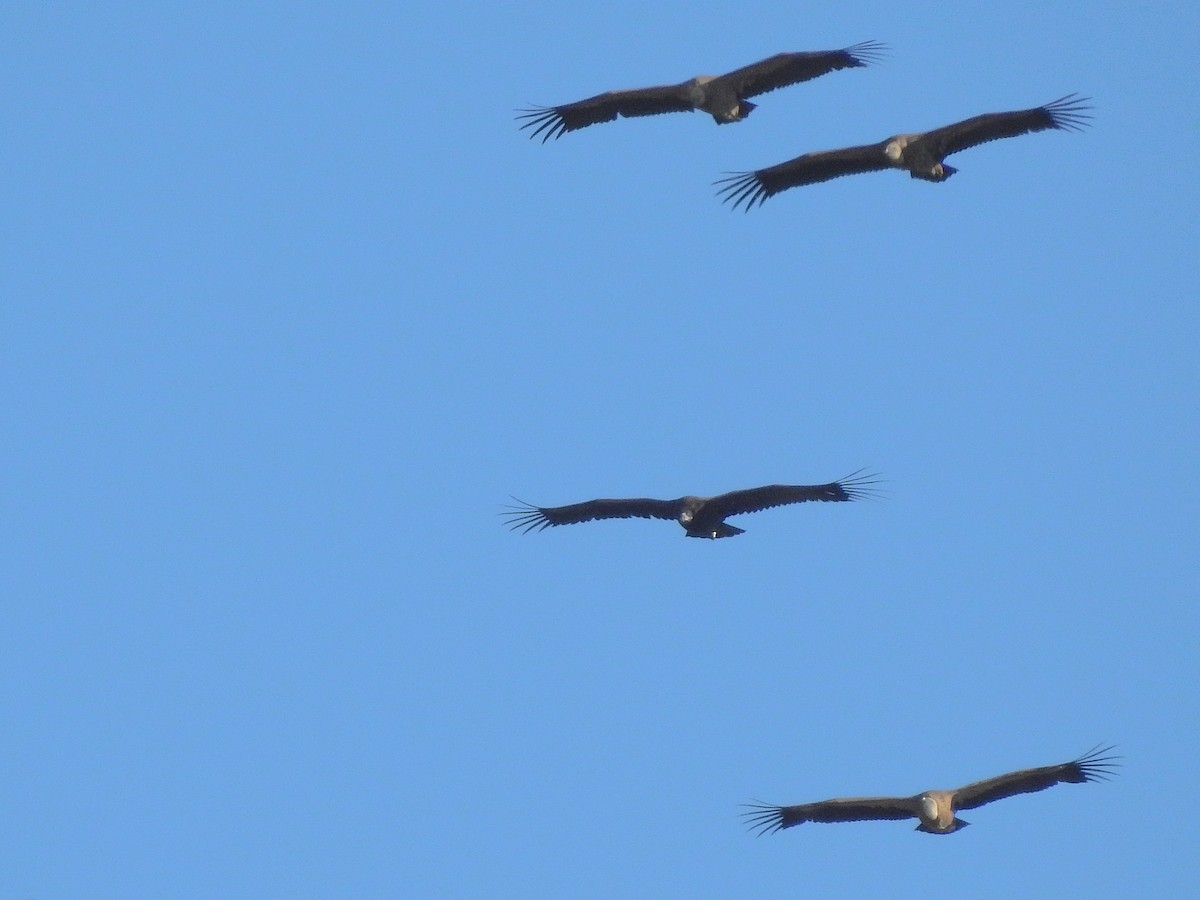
916, 818, 970, 834
718, 100, 757, 123
687, 522, 746, 539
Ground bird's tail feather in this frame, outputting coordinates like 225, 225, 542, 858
687, 523, 746, 539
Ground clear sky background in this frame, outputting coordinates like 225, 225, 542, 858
3, 2, 1198, 897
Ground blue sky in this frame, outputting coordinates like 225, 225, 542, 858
3, 2, 1197, 896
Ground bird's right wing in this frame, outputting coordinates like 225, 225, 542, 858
742, 796, 921, 835
716, 143, 889, 209
517, 85, 696, 141
502, 497, 682, 532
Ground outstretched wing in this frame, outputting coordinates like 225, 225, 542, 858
953, 745, 1120, 812
502, 497, 682, 533
716, 142, 890, 209
704, 470, 881, 519
720, 41, 887, 99
516, 85, 695, 142
743, 796, 920, 835
919, 94, 1092, 159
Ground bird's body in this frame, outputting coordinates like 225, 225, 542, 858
743, 746, 1118, 836
717, 94, 1091, 209
517, 43, 885, 141
503, 471, 879, 539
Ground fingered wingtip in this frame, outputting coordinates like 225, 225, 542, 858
1075, 743, 1122, 780
516, 106, 568, 142
714, 172, 768, 211
845, 39, 890, 66
499, 498, 554, 533
1043, 93, 1093, 132
740, 801, 788, 836
838, 469, 887, 501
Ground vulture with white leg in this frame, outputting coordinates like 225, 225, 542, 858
517, 42, 886, 141
743, 745, 1119, 836
503, 471, 879, 539
717, 94, 1091, 209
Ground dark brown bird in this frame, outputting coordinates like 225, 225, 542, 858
517, 42, 885, 142
717, 94, 1091, 209
744, 745, 1118, 836
502, 471, 879, 539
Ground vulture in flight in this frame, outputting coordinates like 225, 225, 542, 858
717, 94, 1091, 209
502, 471, 879, 539
743, 745, 1118, 836
517, 42, 886, 142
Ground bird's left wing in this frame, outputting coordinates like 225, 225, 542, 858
705, 471, 880, 519
952, 745, 1119, 811
722, 42, 886, 98
921, 94, 1091, 159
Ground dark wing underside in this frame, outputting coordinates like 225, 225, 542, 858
952, 745, 1120, 812
919, 94, 1092, 159
502, 496, 682, 532
719, 41, 886, 99
743, 797, 920, 835
716, 143, 891, 209
517, 85, 695, 141
704, 470, 880, 519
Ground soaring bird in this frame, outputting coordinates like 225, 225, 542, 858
517, 42, 885, 142
744, 745, 1118, 836
717, 94, 1091, 209
502, 471, 879, 539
